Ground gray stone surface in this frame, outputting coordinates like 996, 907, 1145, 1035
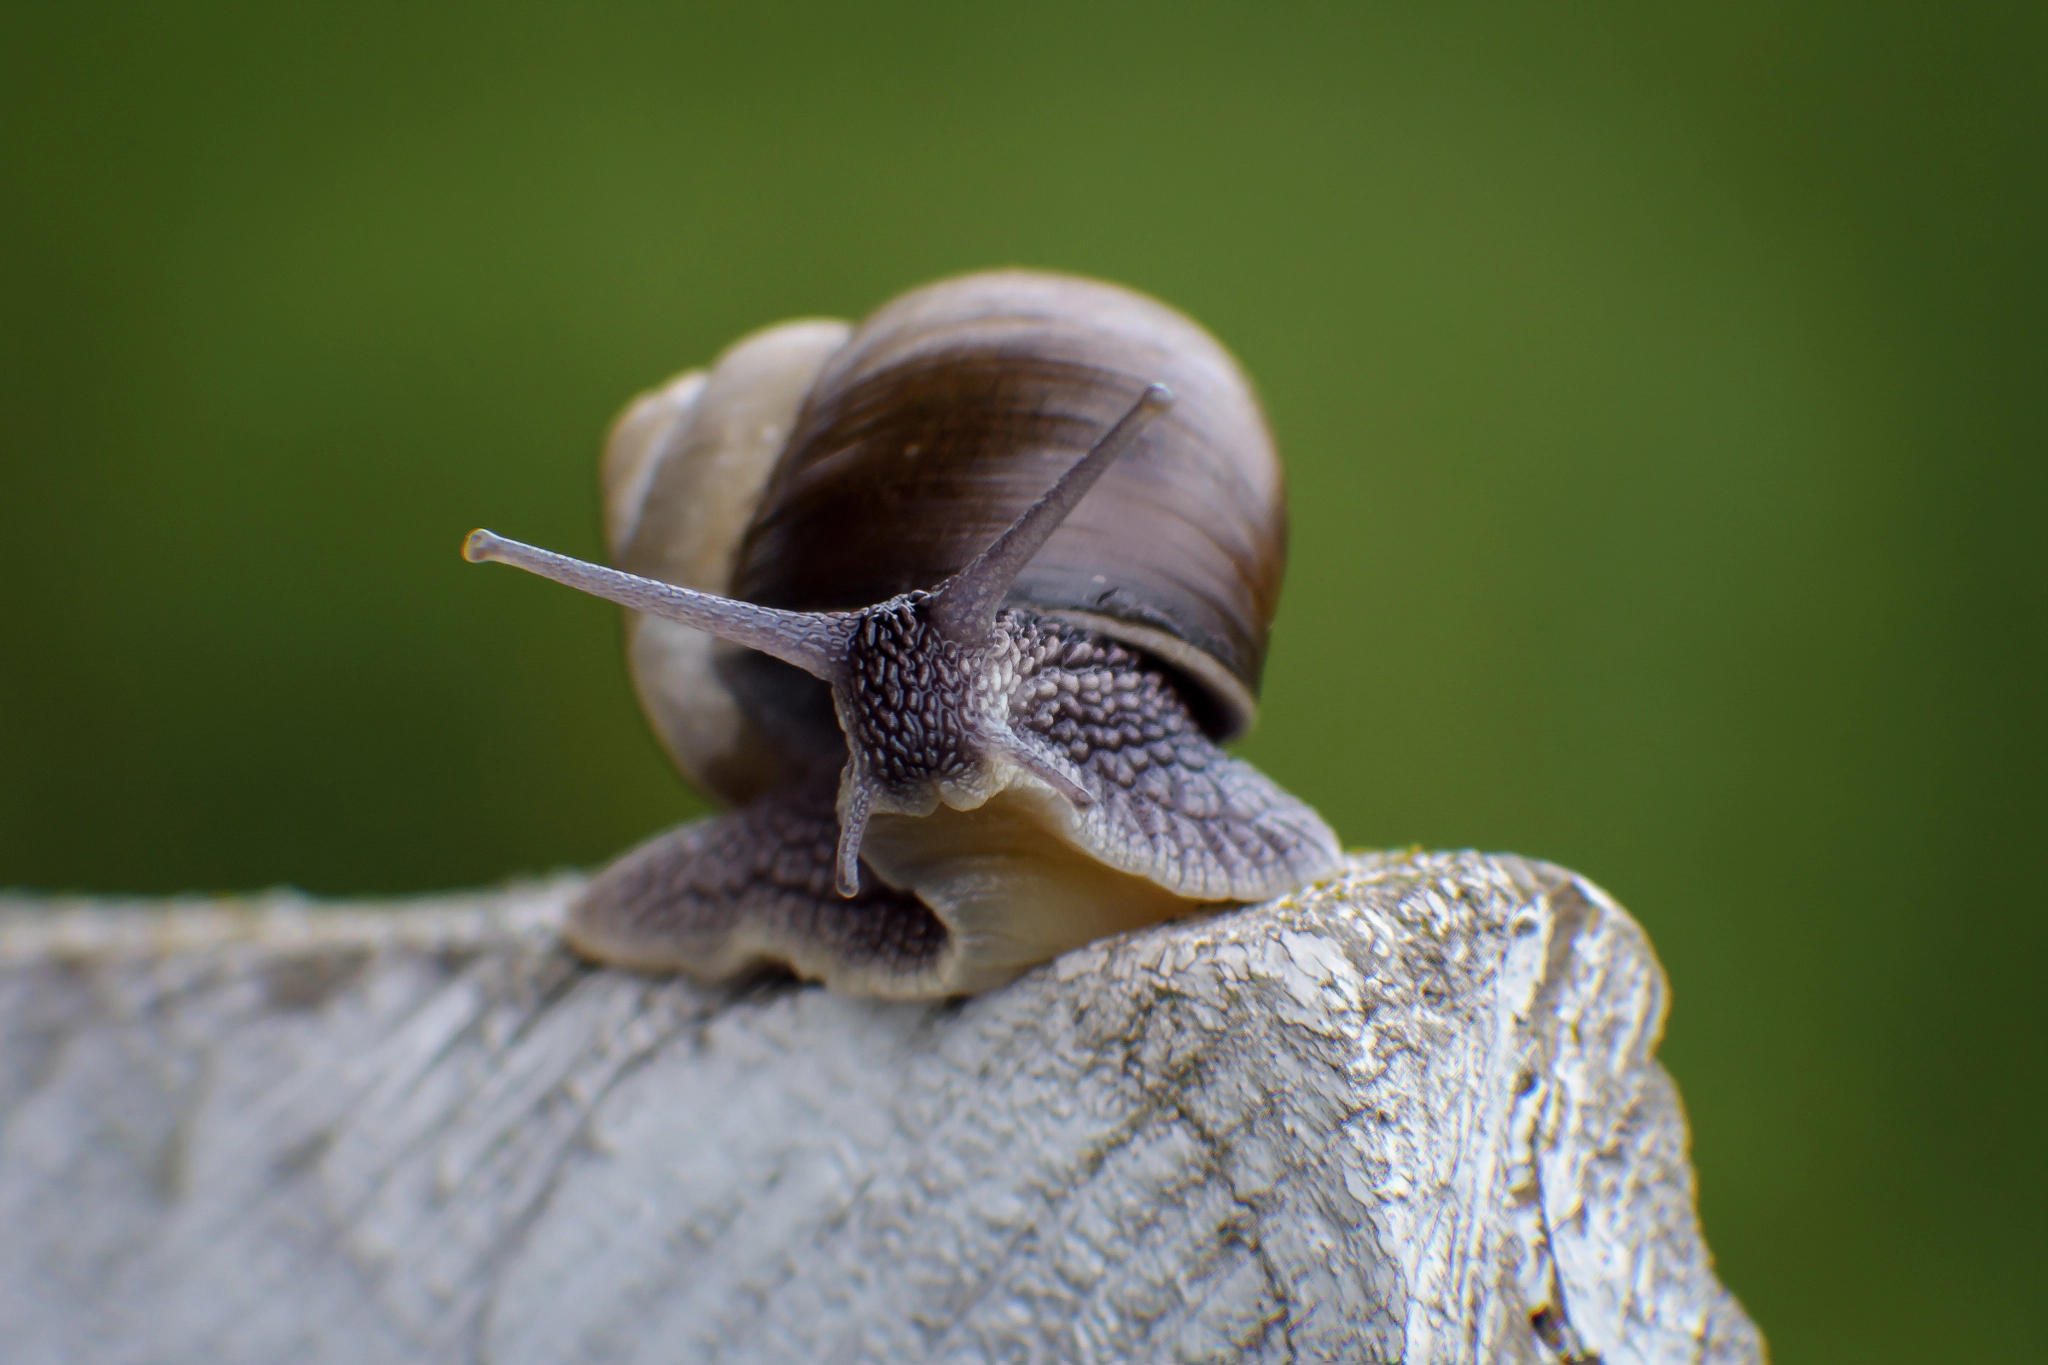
0, 852, 1762, 1363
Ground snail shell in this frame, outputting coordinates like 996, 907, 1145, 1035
467, 269, 1340, 997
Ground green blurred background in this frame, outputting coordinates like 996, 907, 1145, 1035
3, 2, 2041, 1355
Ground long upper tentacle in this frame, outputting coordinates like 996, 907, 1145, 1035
924, 383, 1174, 646
464, 529, 856, 682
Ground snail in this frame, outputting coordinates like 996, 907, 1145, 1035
465, 269, 1341, 998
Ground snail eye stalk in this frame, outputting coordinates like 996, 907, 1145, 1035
461, 529, 856, 683
926, 383, 1173, 647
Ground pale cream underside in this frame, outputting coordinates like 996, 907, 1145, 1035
552, 768, 1202, 999
845, 738, 1245, 997
857, 790, 1199, 995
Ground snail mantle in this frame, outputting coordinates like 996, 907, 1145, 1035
0, 852, 1764, 1364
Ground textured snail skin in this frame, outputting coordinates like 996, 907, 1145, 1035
493, 270, 1342, 998
569, 608, 1338, 998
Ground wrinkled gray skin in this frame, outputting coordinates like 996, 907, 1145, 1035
0, 852, 1764, 1364
573, 607, 1340, 998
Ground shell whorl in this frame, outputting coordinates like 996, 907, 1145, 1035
729, 270, 1285, 741
601, 319, 851, 804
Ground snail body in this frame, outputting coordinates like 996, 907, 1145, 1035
467, 270, 1341, 998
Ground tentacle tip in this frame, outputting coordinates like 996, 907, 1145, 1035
834, 779, 876, 898
1138, 382, 1175, 414
462, 529, 504, 564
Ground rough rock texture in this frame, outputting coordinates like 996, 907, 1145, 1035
0, 852, 1763, 1364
